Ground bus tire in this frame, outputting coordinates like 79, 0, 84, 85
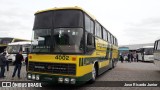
109, 60, 114, 70
113, 59, 118, 68
90, 65, 97, 83
112, 60, 115, 68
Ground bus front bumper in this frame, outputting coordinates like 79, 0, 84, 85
27, 72, 91, 85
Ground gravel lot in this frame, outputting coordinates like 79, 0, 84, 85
0, 61, 160, 90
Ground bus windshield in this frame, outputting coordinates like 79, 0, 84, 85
31, 9, 84, 54
32, 28, 84, 54
53, 28, 83, 53
7, 45, 21, 53
144, 48, 153, 55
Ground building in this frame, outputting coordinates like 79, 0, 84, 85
120, 43, 154, 51
118, 47, 129, 56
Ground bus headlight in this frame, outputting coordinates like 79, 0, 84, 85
36, 75, 40, 80
64, 78, 69, 84
58, 77, 63, 83
70, 78, 76, 84
27, 74, 31, 79
32, 74, 36, 80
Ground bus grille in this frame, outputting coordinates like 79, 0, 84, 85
28, 62, 76, 75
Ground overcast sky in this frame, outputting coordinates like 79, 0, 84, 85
0, 0, 160, 45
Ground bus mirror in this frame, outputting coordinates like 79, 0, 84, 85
87, 33, 92, 45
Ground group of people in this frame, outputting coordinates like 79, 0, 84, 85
0, 50, 28, 79
119, 52, 138, 63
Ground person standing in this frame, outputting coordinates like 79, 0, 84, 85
4, 49, 9, 71
136, 52, 138, 62
130, 53, 134, 62
12, 51, 24, 79
25, 55, 28, 71
128, 53, 131, 63
119, 54, 124, 63
0, 52, 7, 78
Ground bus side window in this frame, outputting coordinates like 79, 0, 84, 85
154, 41, 157, 50
85, 15, 94, 34
19, 46, 23, 52
108, 33, 111, 43
157, 41, 160, 50
22, 47, 25, 53
23, 47, 29, 54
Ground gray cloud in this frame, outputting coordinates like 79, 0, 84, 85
1, 0, 160, 45
128, 17, 160, 27
120, 17, 160, 45
0, 4, 33, 39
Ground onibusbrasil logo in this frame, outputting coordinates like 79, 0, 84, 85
1, 81, 42, 87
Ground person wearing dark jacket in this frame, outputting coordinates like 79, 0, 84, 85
119, 54, 124, 63
25, 56, 28, 71
127, 53, 131, 63
131, 53, 134, 62
12, 51, 24, 79
136, 53, 138, 62
0, 52, 7, 78
4, 50, 10, 71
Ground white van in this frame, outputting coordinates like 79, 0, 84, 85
6, 41, 31, 62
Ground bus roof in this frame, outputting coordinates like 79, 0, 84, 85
119, 47, 129, 51
142, 46, 154, 48
155, 39, 160, 42
0, 44, 7, 47
0, 37, 29, 40
35, 6, 96, 20
8, 41, 31, 45
34, 6, 117, 40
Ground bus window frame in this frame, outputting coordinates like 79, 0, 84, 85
84, 14, 94, 34
116, 38, 118, 46
102, 28, 108, 41
95, 21, 102, 38
84, 13, 95, 54
154, 41, 158, 50
108, 33, 111, 43
157, 40, 160, 50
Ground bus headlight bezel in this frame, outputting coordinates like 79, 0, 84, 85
58, 77, 63, 83
32, 74, 36, 80
27, 74, 32, 79
36, 75, 40, 80
64, 78, 69, 84
70, 78, 76, 84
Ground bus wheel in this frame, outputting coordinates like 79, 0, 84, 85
109, 60, 114, 70
90, 65, 96, 83
112, 60, 115, 68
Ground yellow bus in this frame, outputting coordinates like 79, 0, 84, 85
27, 7, 118, 85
